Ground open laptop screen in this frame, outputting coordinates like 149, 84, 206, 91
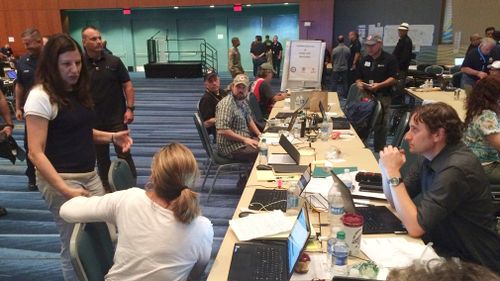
278, 134, 300, 164
287, 208, 309, 275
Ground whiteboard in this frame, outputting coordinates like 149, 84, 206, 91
280, 40, 325, 91
383, 24, 434, 47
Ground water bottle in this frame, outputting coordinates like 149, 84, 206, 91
341, 168, 353, 191
295, 95, 302, 109
259, 139, 268, 165
326, 226, 341, 269
429, 79, 434, 88
332, 231, 349, 275
328, 183, 344, 227
287, 182, 299, 209
320, 118, 330, 141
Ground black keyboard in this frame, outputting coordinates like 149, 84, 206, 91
249, 189, 287, 212
355, 206, 407, 234
253, 246, 285, 281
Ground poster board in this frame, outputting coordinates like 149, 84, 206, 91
280, 40, 325, 91
383, 24, 434, 47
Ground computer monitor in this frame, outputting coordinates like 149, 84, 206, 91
454, 57, 464, 66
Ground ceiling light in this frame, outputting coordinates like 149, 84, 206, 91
173, 6, 179, 9
210, 5, 215, 8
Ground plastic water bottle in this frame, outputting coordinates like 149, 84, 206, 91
295, 95, 302, 109
326, 226, 341, 269
341, 169, 353, 191
328, 184, 344, 227
320, 118, 330, 141
287, 182, 299, 209
259, 139, 268, 165
429, 79, 434, 88
332, 231, 349, 275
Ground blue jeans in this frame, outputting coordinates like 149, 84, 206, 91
37, 170, 105, 281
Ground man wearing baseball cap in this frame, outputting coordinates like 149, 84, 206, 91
393, 22, 413, 79
355, 34, 398, 151
216, 74, 261, 162
198, 71, 228, 141
251, 62, 286, 117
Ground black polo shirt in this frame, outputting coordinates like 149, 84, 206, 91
462, 47, 492, 82
356, 50, 398, 96
85, 52, 130, 126
404, 142, 500, 273
348, 39, 361, 68
271, 42, 283, 60
16, 53, 38, 106
199, 89, 227, 137
392, 35, 413, 71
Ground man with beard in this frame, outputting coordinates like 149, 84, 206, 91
216, 74, 261, 162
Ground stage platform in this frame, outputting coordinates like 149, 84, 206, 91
144, 61, 203, 78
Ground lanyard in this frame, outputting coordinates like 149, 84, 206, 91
477, 46, 488, 71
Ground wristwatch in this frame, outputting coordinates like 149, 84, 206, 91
388, 177, 403, 187
127, 105, 135, 112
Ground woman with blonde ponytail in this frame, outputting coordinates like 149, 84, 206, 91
60, 143, 214, 281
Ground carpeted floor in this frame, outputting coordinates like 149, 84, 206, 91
0, 73, 265, 281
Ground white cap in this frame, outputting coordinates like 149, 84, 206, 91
398, 22, 410, 31
488, 60, 500, 70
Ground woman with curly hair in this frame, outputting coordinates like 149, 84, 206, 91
463, 75, 500, 184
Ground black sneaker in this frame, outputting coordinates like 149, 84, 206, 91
28, 183, 38, 191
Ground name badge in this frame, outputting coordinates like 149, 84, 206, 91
364, 61, 371, 67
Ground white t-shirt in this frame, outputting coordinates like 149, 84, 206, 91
60, 188, 214, 281
23, 85, 59, 120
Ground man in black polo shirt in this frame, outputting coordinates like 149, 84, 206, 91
355, 34, 398, 151
15, 27, 43, 191
379, 103, 500, 274
461, 37, 496, 93
198, 71, 227, 141
82, 26, 137, 192
392, 22, 413, 79
348, 31, 362, 86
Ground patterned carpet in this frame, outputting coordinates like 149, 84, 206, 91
0, 74, 260, 281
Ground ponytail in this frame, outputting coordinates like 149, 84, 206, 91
169, 188, 200, 224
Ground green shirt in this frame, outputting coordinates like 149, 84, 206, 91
463, 109, 500, 163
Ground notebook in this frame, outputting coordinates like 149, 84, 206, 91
227, 207, 310, 281
249, 165, 312, 212
330, 172, 407, 235
268, 135, 300, 165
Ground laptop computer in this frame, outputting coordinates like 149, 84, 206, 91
264, 111, 299, 133
249, 165, 312, 212
268, 135, 309, 173
228, 207, 311, 281
330, 172, 407, 235
274, 98, 309, 119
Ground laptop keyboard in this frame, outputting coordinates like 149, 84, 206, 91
254, 246, 285, 280
355, 206, 407, 234
249, 189, 287, 212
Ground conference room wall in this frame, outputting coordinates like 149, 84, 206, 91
65, 6, 299, 74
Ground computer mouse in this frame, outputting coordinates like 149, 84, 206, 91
256, 164, 273, 170
238, 211, 253, 218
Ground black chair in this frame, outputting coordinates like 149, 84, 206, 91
70, 222, 115, 281
248, 92, 266, 131
391, 111, 411, 147
193, 112, 250, 200
363, 100, 382, 144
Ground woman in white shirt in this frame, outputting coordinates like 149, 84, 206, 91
60, 143, 214, 281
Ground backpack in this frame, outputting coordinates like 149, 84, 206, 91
345, 97, 376, 140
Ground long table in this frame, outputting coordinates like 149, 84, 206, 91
207, 92, 416, 281
405, 88, 466, 120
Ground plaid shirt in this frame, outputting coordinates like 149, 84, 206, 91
215, 94, 253, 157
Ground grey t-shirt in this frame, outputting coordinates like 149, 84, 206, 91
404, 142, 500, 273
331, 43, 350, 72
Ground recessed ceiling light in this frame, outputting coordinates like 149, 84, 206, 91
173, 6, 179, 9
284, 2, 289, 5
210, 5, 215, 8
246, 4, 251, 7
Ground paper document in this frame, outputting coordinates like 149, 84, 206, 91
361, 237, 440, 268
229, 210, 295, 241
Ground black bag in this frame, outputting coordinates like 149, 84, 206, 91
345, 98, 376, 140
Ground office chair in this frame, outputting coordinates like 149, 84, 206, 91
424, 65, 444, 76
391, 111, 410, 147
363, 100, 382, 144
346, 83, 364, 105
108, 159, 136, 192
70, 222, 115, 281
193, 112, 251, 200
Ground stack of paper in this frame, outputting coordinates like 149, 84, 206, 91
229, 210, 294, 241
361, 237, 440, 268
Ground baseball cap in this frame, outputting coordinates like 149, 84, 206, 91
488, 60, 500, 70
233, 74, 250, 87
260, 62, 276, 74
398, 22, 410, 31
364, 34, 383, 46
204, 70, 218, 81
